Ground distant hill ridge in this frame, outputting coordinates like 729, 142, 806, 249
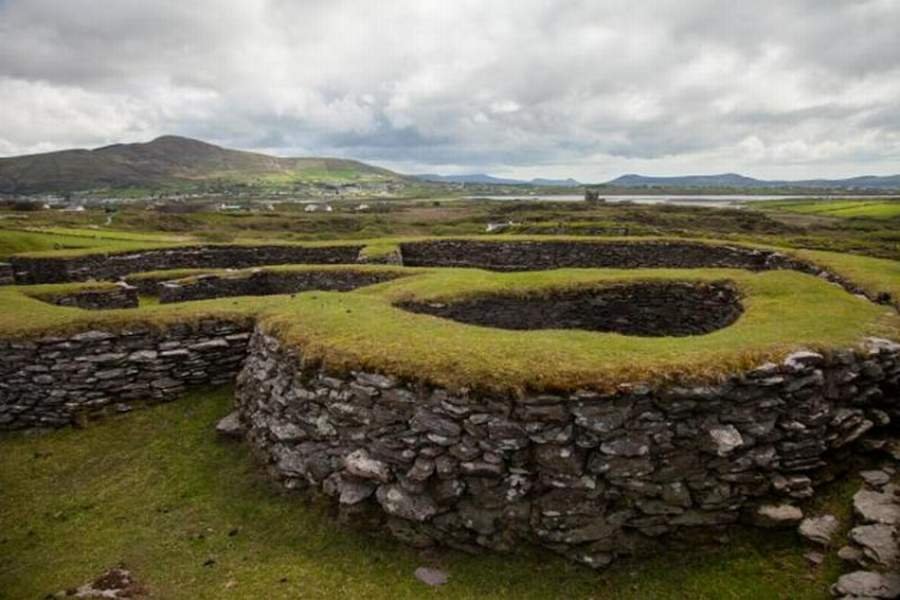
605, 172, 900, 190
0, 135, 400, 193
415, 173, 581, 187
3, 135, 899, 194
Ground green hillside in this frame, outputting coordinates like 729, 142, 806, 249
0, 135, 405, 194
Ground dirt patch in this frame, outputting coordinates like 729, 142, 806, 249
397, 282, 742, 337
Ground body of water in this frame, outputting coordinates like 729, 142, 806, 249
465, 194, 898, 207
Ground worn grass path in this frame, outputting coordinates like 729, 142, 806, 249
0, 388, 854, 599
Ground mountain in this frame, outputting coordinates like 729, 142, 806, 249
607, 173, 763, 188
530, 178, 581, 187
0, 135, 402, 193
415, 173, 521, 185
603, 173, 900, 191
414, 173, 581, 187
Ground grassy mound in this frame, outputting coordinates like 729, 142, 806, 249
2, 236, 898, 392
2, 264, 896, 393
0, 387, 857, 599
261, 268, 899, 393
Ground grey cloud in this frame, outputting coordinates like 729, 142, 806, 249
0, 0, 898, 178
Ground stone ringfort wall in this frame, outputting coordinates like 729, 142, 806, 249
235, 330, 899, 568
2, 238, 898, 570
10, 244, 364, 284
43, 282, 139, 310
158, 270, 402, 304
0, 320, 250, 428
7, 239, 894, 307
398, 281, 743, 337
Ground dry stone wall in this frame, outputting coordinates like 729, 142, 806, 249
400, 240, 801, 271
43, 282, 139, 310
234, 329, 900, 569
158, 270, 402, 304
0, 320, 250, 429
10, 244, 364, 284
398, 282, 742, 337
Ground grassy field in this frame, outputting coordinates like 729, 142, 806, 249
754, 198, 900, 220
0, 387, 857, 600
4, 195, 899, 260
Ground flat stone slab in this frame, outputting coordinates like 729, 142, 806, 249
853, 485, 900, 525
755, 504, 803, 528
860, 470, 891, 489
798, 514, 840, 546
831, 570, 900, 599
850, 524, 899, 568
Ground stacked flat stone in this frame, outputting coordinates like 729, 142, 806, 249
233, 330, 900, 570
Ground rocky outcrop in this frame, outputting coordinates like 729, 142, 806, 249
234, 329, 900, 570
0, 320, 251, 429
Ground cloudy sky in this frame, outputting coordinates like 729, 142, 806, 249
1, 0, 898, 181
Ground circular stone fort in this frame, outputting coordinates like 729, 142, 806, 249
1, 237, 898, 570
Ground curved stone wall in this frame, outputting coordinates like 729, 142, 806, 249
234, 329, 900, 569
10, 244, 364, 284
399, 240, 801, 271
40, 282, 139, 310
397, 281, 742, 337
158, 270, 404, 304
0, 320, 250, 428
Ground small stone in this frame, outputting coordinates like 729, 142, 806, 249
338, 477, 377, 505
837, 545, 864, 563
803, 551, 824, 566
215, 411, 244, 438
754, 504, 803, 528
414, 566, 448, 587
831, 571, 900, 599
798, 514, 840, 546
344, 449, 392, 483
376, 484, 438, 522
707, 425, 743, 456
860, 470, 891, 489
783, 350, 823, 370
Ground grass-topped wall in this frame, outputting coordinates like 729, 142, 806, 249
2, 235, 898, 572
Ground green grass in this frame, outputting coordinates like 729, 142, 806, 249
755, 198, 900, 220
792, 248, 900, 305
0, 387, 847, 599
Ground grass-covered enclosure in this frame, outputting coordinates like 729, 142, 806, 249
1, 261, 897, 391
1, 228, 898, 597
